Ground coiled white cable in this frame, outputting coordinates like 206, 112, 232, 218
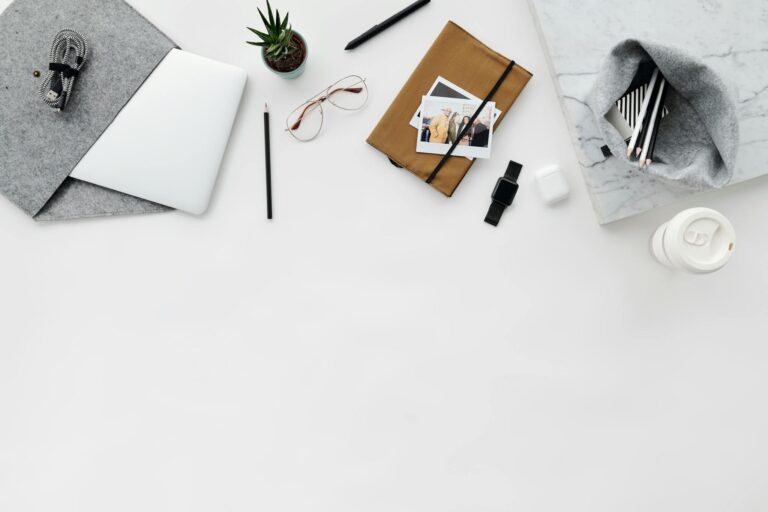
39, 29, 88, 112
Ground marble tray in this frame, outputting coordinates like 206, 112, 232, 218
528, 0, 768, 224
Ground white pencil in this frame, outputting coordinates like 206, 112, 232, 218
626, 68, 660, 157
639, 77, 666, 167
643, 79, 669, 168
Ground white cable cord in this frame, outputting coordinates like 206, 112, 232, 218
39, 29, 88, 112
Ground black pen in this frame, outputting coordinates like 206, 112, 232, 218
264, 103, 272, 220
345, 0, 430, 51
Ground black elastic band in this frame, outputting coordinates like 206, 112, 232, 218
425, 60, 516, 184
49, 62, 79, 78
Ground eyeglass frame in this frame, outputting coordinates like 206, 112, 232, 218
285, 74, 368, 142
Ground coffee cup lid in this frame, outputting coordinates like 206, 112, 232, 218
665, 208, 735, 273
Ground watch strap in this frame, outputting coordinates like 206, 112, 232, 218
484, 201, 506, 227
504, 160, 523, 181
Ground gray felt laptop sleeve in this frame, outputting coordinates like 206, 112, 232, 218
0, 0, 177, 221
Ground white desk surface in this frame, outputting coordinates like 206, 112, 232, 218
1, 1, 767, 511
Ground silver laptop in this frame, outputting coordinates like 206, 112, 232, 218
70, 49, 247, 214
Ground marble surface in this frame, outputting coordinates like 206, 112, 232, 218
529, 0, 768, 224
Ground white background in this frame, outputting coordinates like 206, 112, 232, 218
1, 0, 767, 511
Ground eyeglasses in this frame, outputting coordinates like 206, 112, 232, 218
286, 75, 368, 141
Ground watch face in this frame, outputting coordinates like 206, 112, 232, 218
492, 178, 518, 206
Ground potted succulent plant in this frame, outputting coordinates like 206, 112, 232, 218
246, 1, 308, 79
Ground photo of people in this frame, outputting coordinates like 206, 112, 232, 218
409, 76, 502, 131
416, 96, 495, 159
456, 115, 472, 145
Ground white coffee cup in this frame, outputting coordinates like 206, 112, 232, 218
651, 207, 735, 273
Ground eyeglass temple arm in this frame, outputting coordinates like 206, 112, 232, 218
289, 87, 365, 131
290, 101, 320, 131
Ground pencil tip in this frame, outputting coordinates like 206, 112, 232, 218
264, 103, 268, 112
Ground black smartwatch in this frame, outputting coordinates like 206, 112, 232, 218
485, 160, 522, 226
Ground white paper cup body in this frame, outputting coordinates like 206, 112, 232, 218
651, 208, 735, 274
651, 222, 674, 267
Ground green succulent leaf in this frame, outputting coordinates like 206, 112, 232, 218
256, 8, 273, 37
247, 27, 271, 42
266, 0, 275, 27
247, 1, 296, 60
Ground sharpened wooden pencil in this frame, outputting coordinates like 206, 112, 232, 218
639, 78, 666, 167
264, 103, 273, 220
627, 68, 659, 157
634, 75, 663, 158
643, 79, 669, 168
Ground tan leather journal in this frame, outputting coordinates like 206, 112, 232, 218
368, 21, 532, 197
367, 21, 532, 197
